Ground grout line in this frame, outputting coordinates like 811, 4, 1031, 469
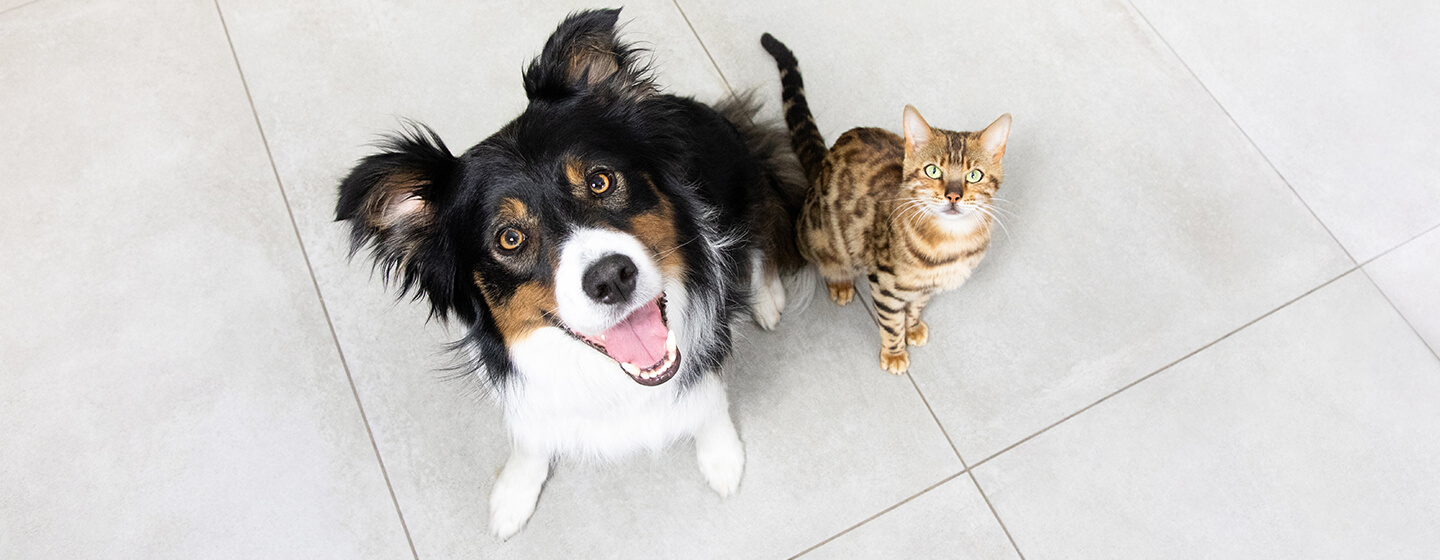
964, 470, 1026, 560
1357, 220, 1440, 268
211, 2, 420, 558
904, 371, 965, 463
0, 0, 46, 17
1125, 0, 1358, 266
969, 265, 1360, 471
787, 471, 966, 560
1358, 267, 1440, 364
902, 374, 1027, 558
669, 0, 735, 96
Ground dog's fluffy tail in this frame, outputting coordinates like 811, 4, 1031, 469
713, 90, 807, 276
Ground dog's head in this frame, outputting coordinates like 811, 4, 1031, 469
336, 9, 698, 387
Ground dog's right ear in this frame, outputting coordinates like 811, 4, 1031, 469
523, 8, 655, 102
335, 124, 462, 318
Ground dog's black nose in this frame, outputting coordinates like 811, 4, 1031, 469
582, 254, 638, 305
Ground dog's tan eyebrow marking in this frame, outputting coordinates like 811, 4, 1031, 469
563, 156, 587, 187
498, 198, 529, 221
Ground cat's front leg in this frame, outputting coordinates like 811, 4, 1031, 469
904, 291, 935, 347
869, 273, 911, 375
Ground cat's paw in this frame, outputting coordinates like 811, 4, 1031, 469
828, 282, 855, 306
906, 320, 929, 347
879, 349, 910, 375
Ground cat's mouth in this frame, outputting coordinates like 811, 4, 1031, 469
939, 203, 972, 218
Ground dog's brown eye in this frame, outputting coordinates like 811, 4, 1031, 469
588, 171, 613, 195
498, 227, 525, 251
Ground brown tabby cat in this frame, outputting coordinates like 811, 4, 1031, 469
762, 34, 1012, 375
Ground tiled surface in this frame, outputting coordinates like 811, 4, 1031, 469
4, 0, 1439, 557
803, 476, 1019, 560
973, 272, 1440, 558
1129, 0, 1440, 261
680, 0, 1353, 462
1366, 226, 1440, 354
0, 0, 411, 557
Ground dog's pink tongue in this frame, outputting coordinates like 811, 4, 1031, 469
598, 300, 667, 367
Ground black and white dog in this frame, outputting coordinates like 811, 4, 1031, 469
335, 9, 804, 539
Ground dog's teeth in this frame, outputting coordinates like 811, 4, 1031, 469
665, 331, 677, 352
621, 362, 641, 376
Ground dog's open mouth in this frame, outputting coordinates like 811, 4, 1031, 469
568, 297, 682, 386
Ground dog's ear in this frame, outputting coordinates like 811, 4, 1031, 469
523, 8, 655, 102
335, 124, 464, 319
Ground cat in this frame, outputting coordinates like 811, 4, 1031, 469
761, 33, 1012, 375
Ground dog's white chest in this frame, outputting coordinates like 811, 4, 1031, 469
504, 327, 715, 458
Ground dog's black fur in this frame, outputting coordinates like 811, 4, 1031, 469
335, 9, 803, 393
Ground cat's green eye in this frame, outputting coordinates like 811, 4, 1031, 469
965, 169, 984, 183
923, 164, 943, 179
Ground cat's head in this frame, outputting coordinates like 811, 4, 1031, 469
899, 105, 1011, 227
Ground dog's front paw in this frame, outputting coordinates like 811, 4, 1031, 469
880, 349, 910, 375
751, 253, 786, 330
489, 476, 541, 540
752, 282, 784, 331
697, 434, 745, 497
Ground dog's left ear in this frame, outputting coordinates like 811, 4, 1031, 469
523, 8, 655, 102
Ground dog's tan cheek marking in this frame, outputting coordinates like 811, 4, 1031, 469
474, 271, 556, 344
631, 191, 685, 278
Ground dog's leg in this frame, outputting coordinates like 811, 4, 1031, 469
748, 249, 785, 330
693, 376, 745, 496
489, 444, 551, 540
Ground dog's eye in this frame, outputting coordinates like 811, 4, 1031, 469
587, 171, 613, 195
497, 227, 525, 251
966, 169, 984, 183
923, 164, 942, 179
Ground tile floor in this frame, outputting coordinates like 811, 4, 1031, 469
2, 0, 1437, 558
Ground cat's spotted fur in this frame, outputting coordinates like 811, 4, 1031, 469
762, 33, 1012, 374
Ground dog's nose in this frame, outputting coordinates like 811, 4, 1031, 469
582, 254, 638, 305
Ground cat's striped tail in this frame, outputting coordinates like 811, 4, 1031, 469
760, 33, 826, 185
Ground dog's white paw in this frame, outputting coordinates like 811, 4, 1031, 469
489, 448, 549, 541
696, 429, 745, 497
750, 252, 786, 330
489, 475, 541, 540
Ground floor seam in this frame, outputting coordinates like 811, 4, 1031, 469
211, 2, 419, 558
969, 265, 1359, 471
669, 0, 735, 96
1357, 267, 1440, 364
0, 0, 46, 17
900, 374, 1026, 558
1125, 0, 1358, 267
786, 471, 966, 559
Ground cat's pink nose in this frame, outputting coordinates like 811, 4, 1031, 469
945, 192, 963, 203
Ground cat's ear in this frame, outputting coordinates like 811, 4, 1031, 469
902, 105, 935, 152
978, 113, 1012, 162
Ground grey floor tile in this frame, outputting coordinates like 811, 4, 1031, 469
972, 272, 1440, 559
219, 1, 960, 557
0, 0, 39, 15
0, 0, 412, 558
802, 476, 1018, 560
1365, 226, 1440, 354
1129, 0, 1440, 261
679, 0, 1353, 462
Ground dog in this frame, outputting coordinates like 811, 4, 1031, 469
334, 8, 805, 539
